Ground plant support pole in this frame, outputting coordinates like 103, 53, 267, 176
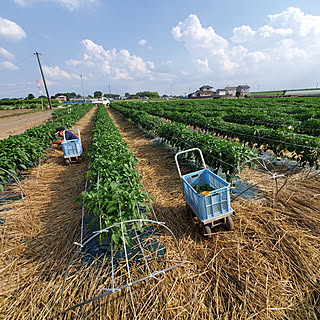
34, 52, 52, 110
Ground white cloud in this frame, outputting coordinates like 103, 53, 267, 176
157, 72, 176, 81
111, 69, 132, 80
268, 7, 320, 37
42, 65, 79, 80
0, 17, 27, 42
138, 39, 147, 46
0, 61, 19, 70
172, 8, 320, 87
172, 14, 228, 55
66, 59, 82, 66
231, 25, 292, 44
193, 58, 211, 73
0, 48, 14, 60
14, 0, 99, 11
231, 7, 320, 46
79, 39, 155, 80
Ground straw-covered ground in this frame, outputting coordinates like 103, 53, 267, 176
0, 105, 320, 319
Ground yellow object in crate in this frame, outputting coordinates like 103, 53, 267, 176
200, 191, 210, 196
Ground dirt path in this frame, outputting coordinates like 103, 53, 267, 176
0, 110, 52, 139
0, 107, 96, 319
0, 109, 41, 117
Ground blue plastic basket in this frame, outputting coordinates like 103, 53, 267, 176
181, 168, 232, 221
61, 139, 82, 158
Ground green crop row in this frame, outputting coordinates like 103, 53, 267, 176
81, 105, 151, 245
111, 104, 257, 181
124, 98, 320, 136
51, 104, 84, 119
115, 101, 320, 169
0, 103, 93, 190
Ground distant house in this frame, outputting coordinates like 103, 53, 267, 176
224, 87, 237, 96
216, 89, 227, 96
236, 85, 250, 97
188, 84, 250, 99
56, 95, 67, 103
199, 85, 213, 92
188, 85, 215, 98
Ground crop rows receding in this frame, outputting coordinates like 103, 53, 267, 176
111, 103, 257, 182
81, 105, 151, 244
148, 97, 320, 135
112, 100, 320, 170
0, 103, 93, 190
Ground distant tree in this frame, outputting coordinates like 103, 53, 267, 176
125, 92, 130, 97
27, 93, 35, 100
94, 91, 103, 98
136, 91, 159, 99
53, 92, 79, 101
103, 93, 120, 99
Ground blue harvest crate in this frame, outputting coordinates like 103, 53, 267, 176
62, 139, 82, 157
181, 169, 232, 221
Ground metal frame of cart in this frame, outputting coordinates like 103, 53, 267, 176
175, 148, 234, 236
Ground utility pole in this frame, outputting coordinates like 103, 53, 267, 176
34, 52, 52, 110
80, 75, 85, 101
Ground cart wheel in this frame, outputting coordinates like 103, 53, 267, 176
65, 159, 71, 166
204, 225, 212, 237
225, 216, 234, 231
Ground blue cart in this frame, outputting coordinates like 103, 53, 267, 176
175, 148, 234, 236
61, 128, 83, 166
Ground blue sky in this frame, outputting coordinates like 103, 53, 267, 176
1, 0, 320, 98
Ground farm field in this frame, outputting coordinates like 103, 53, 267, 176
0, 109, 52, 139
0, 100, 319, 319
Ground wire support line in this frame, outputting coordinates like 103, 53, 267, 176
60, 217, 185, 312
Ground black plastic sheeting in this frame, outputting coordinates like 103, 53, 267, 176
80, 211, 166, 266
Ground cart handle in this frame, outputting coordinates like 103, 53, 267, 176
175, 148, 207, 177
63, 128, 81, 142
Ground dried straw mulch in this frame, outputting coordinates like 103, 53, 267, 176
0, 107, 96, 319
104, 108, 319, 320
0, 105, 319, 320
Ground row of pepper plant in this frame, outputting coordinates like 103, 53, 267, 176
133, 97, 320, 136
111, 104, 257, 182
152, 102, 319, 168
115, 101, 320, 170
0, 103, 93, 190
81, 104, 152, 245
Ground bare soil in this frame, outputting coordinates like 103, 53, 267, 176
0, 110, 52, 139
